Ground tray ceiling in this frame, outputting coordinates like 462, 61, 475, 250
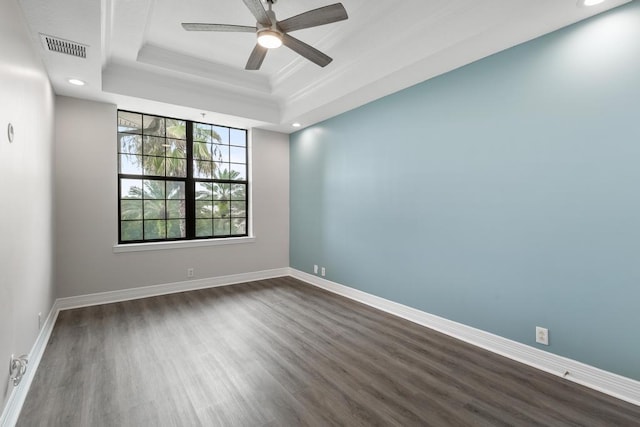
18, 0, 630, 132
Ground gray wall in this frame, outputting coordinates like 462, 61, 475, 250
55, 96, 289, 298
290, 2, 640, 380
0, 0, 56, 410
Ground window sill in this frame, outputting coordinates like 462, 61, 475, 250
113, 236, 256, 253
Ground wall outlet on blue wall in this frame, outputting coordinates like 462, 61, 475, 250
536, 327, 549, 346
313, 265, 318, 274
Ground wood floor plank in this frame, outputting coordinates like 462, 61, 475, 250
17, 277, 640, 426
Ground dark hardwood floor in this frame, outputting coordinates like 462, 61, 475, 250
18, 277, 640, 426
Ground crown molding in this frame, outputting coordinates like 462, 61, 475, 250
137, 44, 272, 94
102, 61, 281, 123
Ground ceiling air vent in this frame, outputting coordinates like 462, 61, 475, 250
40, 34, 87, 58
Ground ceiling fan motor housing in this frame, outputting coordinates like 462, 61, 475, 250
256, 6, 282, 48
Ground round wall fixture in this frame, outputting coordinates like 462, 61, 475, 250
7, 123, 14, 143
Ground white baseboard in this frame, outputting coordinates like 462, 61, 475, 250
0, 267, 289, 427
0, 305, 59, 427
55, 268, 290, 310
4, 266, 636, 427
289, 268, 640, 407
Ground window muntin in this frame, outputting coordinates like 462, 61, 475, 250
117, 110, 248, 243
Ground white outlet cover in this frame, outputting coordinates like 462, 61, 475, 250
536, 326, 549, 345
314, 265, 318, 274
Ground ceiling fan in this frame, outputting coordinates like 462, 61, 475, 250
182, 0, 348, 70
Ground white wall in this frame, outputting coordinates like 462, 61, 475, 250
54, 96, 289, 298
0, 0, 55, 411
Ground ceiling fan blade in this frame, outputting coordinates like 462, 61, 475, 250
282, 34, 332, 67
278, 3, 348, 33
242, 0, 272, 27
182, 23, 256, 32
245, 44, 268, 70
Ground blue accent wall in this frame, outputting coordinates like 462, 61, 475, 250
290, 2, 640, 380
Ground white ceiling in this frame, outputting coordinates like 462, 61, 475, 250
18, 0, 630, 133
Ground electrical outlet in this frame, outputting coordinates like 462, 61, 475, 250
38, 312, 42, 330
314, 265, 318, 274
187, 268, 194, 278
9, 354, 28, 386
536, 327, 549, 345
321, 267, 326, 277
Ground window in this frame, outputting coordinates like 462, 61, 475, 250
117, 110, 248, 243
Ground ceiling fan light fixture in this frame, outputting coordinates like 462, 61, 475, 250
257, 30, 282, 49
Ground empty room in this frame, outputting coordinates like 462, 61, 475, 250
1, 0, 639, 425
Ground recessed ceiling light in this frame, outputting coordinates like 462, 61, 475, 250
67, 78, 85, 86
578, 0, 606, 7
292, 122, 301, 128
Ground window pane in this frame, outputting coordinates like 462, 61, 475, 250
230, 201, 246, 217
194, 123, 212, 142
213, 183, 230, 200
144, 220, 166, 239
195, 182, 213, 200
230, 184, 246, 200
121, 200, 142, 220
143, 115, 165, 137
166, 200, 185, 219
121, 179, 143, 199
143, 180, 165, 199
118, 133, 142, 154
193, 160, 212, 178
230, 147, 246, 164
214, 219, 230, 236
193, 142, 209, 160
196, 219, 212, 237
119, 154, 142, 175
229, 163, 246, 180
230, 129, 246, 147
214, 201, 230, 219
196, 201, 213, 218
212, 144, 229, 162
167, 219, 186, 238
167, 181, 185, 199
121, 221, 143, 241
143, 136, 167, 156
213, 126, 229, 144
213, 162, 228, 179
232, 218, 246, 235
166, 159, 186, 177
143, 156, 166, 176
166, 119, 186, 139
118, 112, 142, 134
144, 200, 166, 219
167, 139, 186, 159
